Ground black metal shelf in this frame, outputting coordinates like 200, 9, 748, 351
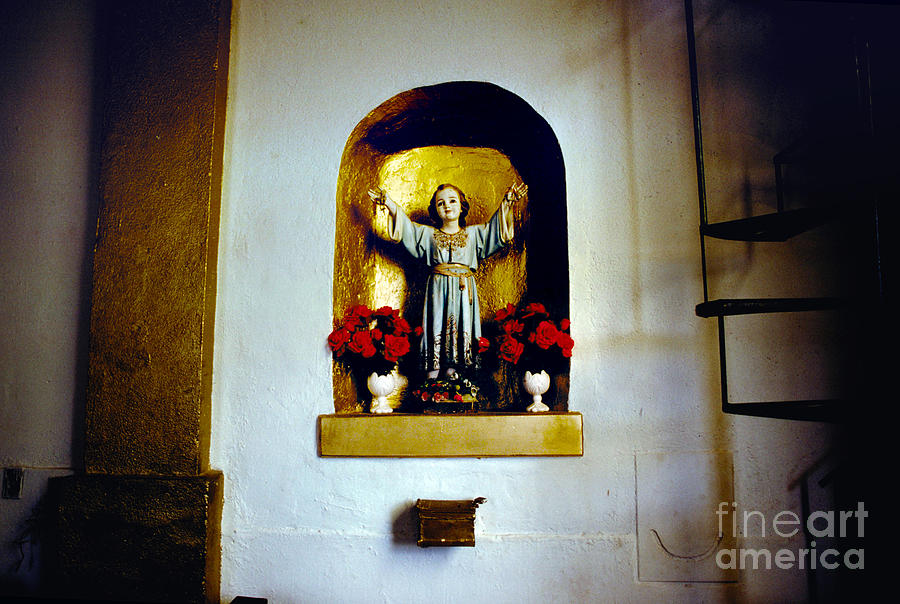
722, 400, 841, 423
701, 207, 838, 242
695, 297, 844, 318
683, 0, 885, 423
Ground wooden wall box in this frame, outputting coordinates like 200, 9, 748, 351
415, 498, 485, 547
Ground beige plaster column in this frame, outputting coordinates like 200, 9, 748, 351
49, 1, 230, 602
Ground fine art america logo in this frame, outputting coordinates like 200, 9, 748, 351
714, 501, 866, 570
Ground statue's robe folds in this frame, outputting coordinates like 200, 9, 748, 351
388, 204, 513, 372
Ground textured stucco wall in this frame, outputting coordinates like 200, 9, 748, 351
0, 1, 97, 593
212, 1, 834, 602
0, 0, 96, 472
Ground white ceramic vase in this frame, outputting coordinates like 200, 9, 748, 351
523, 369, 551, 412
367, 371, 396, 414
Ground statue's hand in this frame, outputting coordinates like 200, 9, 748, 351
368, 187, 396, 215
368, 187, 387, 207
503, 182, 528, 207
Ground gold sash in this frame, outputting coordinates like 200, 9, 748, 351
433, 263, 475, 305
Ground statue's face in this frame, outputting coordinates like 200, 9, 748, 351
434, 188, 461, 224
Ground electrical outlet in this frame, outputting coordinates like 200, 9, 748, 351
2, 467, 24, 499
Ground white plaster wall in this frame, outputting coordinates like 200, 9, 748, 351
212, 1, 834, 602
0, 0, 96, 592
0, 0, 96, 470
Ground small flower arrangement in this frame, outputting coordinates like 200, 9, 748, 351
411, 373, 481, 413
327, 304, 422, 376
492, 301, 573, 371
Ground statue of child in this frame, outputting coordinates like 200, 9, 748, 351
369, 182, 526, 379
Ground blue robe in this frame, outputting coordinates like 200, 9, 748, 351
389, 206, 512, 372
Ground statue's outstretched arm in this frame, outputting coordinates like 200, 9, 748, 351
502, 182, 528, 211
500, 182, 527, 236
368, 187, 398, 217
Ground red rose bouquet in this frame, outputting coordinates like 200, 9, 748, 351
328, 305, 421, 376
491, 301, 573, 372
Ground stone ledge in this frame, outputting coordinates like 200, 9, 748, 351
318, 412, 583, 457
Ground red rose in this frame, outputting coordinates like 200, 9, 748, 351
327, 327, 351, 354
392, 317, 411, 336
371, 328, 383, 341
477, 337, 490, 353
502, 319, 525, 335
342, 314, 363, 330
383, 334, 410, 362
533, 320, 559, 350
373, 306, 394, 317
453, 394, 464, 402
498, 335, 524, 364
557, 331, 574, 357
348, 330, 375, 357
345, 305, 372, 320
495, 303, 516, 322
414, 325, 424, 337
521, 302, 548, 318
560, 318, 570, 331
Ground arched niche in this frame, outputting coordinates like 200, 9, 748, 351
333, 81, 569, 413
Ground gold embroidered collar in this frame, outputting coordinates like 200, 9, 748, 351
433, 227, 468, 250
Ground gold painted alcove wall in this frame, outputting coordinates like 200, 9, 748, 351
333, 81, 569, 413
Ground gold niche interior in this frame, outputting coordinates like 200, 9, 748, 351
330, 82, 575, 446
